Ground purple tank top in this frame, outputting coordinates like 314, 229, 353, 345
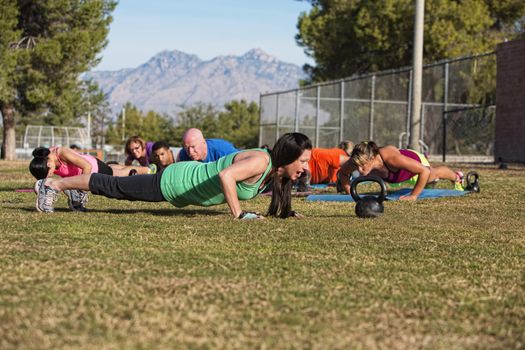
383, 149, 422, 183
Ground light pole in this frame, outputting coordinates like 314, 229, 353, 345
87, 111, 91, 148
101, 114, 105, 148
409, 0, 425, 150
121, 106, 126, 141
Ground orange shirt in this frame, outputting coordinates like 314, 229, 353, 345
309, 148, 348, 184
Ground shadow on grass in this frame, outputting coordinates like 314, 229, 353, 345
14, 206, 225, 216
8, 206, 349, 218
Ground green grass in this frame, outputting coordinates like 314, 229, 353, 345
1, 160, 524, 349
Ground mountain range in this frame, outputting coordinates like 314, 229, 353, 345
85, 48, 306, 116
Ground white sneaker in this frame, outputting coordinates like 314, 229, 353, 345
34, 179, 58, 213
64, 189, 89, 212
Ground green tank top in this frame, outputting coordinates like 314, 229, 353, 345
160, 149, 272, 208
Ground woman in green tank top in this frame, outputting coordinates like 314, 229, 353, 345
34, 133, 313, 219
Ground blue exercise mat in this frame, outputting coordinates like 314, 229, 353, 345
308, 183, 335, 189
306, 188, 468, 202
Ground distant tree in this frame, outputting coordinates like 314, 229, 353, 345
171, 104, 221, 146
172, 101, 260, 149
177, 104, 221, 135
0, 0, 21, 160
0, 0, 116, 160
217, 100, 259, 148
296, 0, 525, 82
106, 103, 143, 144
105, 102, 174, 145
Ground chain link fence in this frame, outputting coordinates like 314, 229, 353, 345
12, 125, 91, 159
260, 52, 496, 162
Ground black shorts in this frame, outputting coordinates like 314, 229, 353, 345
96, 158, 113, 175
88, 172, 166, 202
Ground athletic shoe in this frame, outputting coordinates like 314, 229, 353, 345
34, 179, 58, 213
148, 164, 157, 174
454, 171, 465, 191
64, 189, 89, 212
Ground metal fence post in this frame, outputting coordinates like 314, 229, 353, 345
315, 86, 320, 147
442, 112, 447, 163
295, 90, 300, 132
406, 69, 413, 147
258, 94, 263, 146
443, 62, 449, 162
23, 126, 29, 148
339, 81, 345, 141
275, 93, 280, 141
420, 105, 425, 146
369, 75, 376, 140
37, 126, 42, 147
65, 127, 70, 147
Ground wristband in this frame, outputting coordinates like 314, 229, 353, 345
237, 211, 258, 220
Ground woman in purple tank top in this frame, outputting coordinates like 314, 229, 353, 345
124, 136, 154, 166
337, 141, 465, 200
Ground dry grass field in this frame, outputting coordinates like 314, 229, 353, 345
1, 160, 524, 349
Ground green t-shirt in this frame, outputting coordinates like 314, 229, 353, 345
160, 149, 271, 208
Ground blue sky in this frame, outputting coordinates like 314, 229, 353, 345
94, 0, 313, 71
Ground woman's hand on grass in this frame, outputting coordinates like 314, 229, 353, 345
399, 194, 418, 201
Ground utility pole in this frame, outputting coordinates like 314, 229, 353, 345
101, 114, 105, 148
121, 107, 126, 141
87, 111, 92, 148
409, 0, 425, 150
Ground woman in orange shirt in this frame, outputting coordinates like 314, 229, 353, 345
296, 147, 351, 191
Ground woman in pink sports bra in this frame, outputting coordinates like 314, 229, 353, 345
337, 141, 465, 200
29, 146, 152, 211
29, 146, 151, 179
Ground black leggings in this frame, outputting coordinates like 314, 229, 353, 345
96, 159, 114, 175
88, 172, 166, 202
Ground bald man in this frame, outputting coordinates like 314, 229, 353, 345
177, 128, 239, 162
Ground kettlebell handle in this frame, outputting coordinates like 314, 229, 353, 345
350, 175, 388, 202
466, 171, 479, 186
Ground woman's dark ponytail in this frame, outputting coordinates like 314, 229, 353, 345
267, 133, 312, 218
29, 147, 51, 180
267, 173, 294, 218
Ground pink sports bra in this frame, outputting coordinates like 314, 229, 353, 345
51, 147, 99, 177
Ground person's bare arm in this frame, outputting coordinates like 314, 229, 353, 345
337, 159, 357, 194
218, 152, 269, 218
58, 148, 93, 174
338, 154, 350, 166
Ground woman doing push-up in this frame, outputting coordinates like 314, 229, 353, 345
34, 133, 312, 218
338, 141, 464, 200
29, 146, 154, 211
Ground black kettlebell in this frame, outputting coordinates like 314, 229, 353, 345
464, 171, 480, 193
350, 175, 388, 218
